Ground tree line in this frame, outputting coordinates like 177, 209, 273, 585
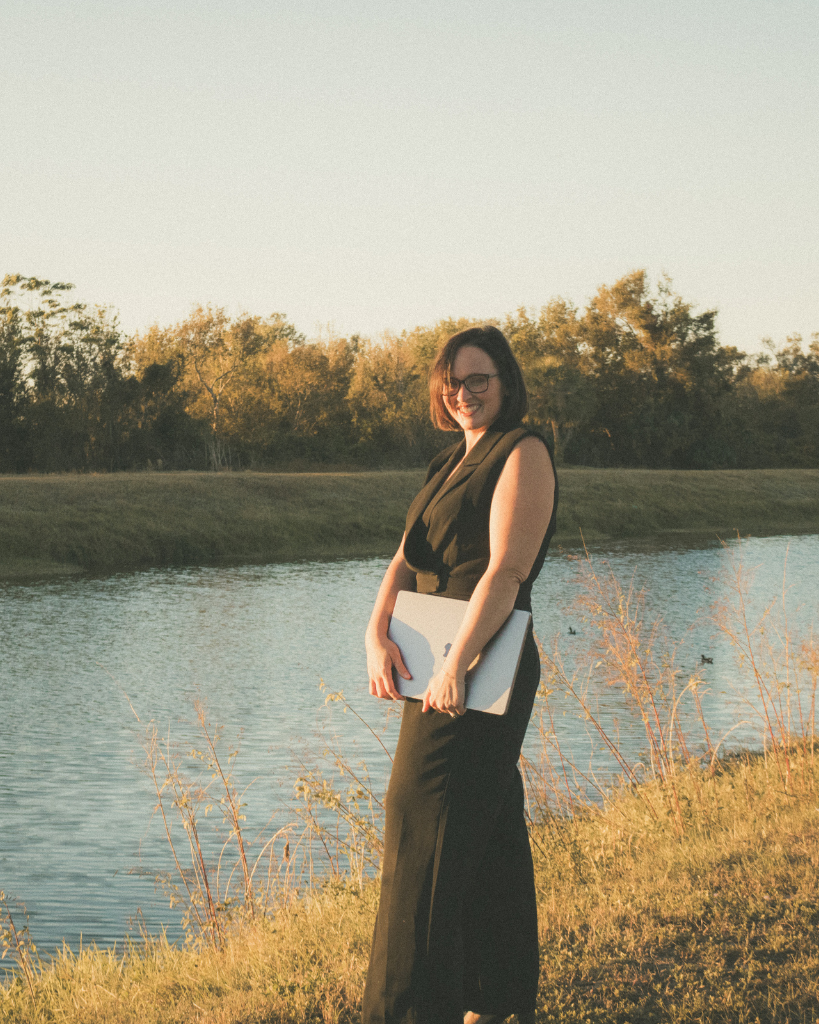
1, 271, 816, 473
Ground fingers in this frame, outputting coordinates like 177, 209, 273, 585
384, 674, 406, 701
425, 699, 465, 716
371, 676, 403, 700
367, 639, 411, 701
392, 651, 412, 681
368, 662, 406, 701
422, 680, 466, 716
378, 638, 413, 679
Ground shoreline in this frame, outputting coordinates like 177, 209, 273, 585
1, 466, 817, 581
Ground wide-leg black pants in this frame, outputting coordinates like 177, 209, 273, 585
362, 631, 541, 1024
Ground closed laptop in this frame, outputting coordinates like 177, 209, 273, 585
387, 590, 532, 715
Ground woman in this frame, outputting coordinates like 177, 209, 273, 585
363, 325, 557, 1024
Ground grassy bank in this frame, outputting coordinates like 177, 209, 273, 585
2, 751, 818, 1024
1, 467, 818, 579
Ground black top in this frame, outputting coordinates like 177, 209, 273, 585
403, 425, 558, 612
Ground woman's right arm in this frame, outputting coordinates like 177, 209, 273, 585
366, 533, 414, 700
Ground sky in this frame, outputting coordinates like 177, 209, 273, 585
2, 0, 817, 353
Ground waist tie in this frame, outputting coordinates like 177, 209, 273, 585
415, 571, 533, 613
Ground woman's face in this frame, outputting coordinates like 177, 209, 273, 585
442, 345, 504, 435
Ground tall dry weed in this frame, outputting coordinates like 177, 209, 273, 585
0, 893, 37, 999
535, 549, 703, 834
713, 540, 817, 792
532, 540, 817, 835
142, 701, 294, 948
139, 685, 394, 952
291, 684, 398, 888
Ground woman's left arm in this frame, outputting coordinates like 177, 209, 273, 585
422, 436, 556, 715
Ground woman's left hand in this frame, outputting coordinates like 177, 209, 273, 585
422, 667, 466, 717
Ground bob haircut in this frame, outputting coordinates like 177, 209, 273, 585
429, 325, 528, 432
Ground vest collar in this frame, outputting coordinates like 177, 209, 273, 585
411, 427, 509, 528
461, 426, 507, 467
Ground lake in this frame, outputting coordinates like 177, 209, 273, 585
1, 533, 816, 957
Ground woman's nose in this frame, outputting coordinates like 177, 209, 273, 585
454, 382, 471, 399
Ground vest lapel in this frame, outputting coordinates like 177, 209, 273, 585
403, 442, 463, 540
422, 428, 506, 519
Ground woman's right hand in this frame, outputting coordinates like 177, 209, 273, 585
366, 633, 411, 701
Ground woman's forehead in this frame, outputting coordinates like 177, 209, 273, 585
449, 345, 497, 376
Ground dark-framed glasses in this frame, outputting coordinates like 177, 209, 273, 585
442, 373, 499, 396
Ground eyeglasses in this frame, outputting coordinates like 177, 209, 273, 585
442, 373, 499, 396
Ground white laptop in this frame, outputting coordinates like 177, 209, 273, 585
387, 591, 532, 716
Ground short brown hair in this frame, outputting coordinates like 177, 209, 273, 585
429, 325, 528, 431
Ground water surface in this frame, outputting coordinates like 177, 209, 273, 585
1, 534, 816, 955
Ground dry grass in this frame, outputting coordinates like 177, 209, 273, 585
0, 885, 378, 1024
2, 467, 818, 579
3, 755, 818, 1024
531, 750, 819, 1024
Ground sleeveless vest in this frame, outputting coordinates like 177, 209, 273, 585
403, 425, 558, 611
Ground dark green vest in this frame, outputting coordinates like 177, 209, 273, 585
403, 426, 558, 610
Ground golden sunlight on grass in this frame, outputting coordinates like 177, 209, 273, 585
1, 467, 817, 579
2, 754, 818, 1024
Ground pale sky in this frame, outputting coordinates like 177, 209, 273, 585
3, 0, 817, 353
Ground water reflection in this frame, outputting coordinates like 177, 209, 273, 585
0, 534, 816, 955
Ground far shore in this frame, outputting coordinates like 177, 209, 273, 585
1, 466, 817, 580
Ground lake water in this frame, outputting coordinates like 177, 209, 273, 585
1, 533, 817, 958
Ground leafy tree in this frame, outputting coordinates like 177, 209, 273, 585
3, 270, 817, 473
0, 300, 27, 472
566, 272, 743, 467
503, 301, 594, 464
1, 274, 136, 471
128, 308, 306, 468
727, 334, 819, 467
259, 339, 352, 456
347, 332, 442, 465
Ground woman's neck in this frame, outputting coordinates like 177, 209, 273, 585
462, 424, 491, 456
443, 426, 491, 486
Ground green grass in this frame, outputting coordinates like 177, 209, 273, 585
2, 752, 818, 1024
0, 470, 423, 579
559, 467, 819, 545
1, 467, 817, 580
